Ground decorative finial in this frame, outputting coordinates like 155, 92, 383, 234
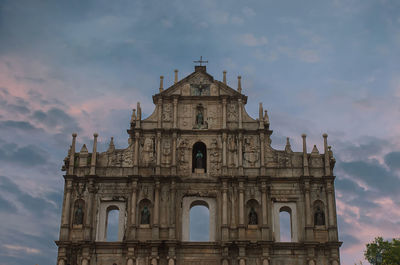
264, 110, 269, 124
93, 133, 98, 138
108, 137, 115, 152
130, 109, 136, 125
159, 76, 164, 92
237, 76, 242, 93
174, 69, 178, 84
80, 144, 88, 153
223, 70, 227, 84
311, 145, 320, 155
285, 137, 292, 152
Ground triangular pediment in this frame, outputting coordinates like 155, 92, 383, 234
155, 67, 245, 99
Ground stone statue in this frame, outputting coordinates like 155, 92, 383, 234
314, 206, 325, 226
196, 110, 204, 127
141, 206, 151, 224
74, 204, 84, 225
248, 207, 258, 225
196, 150, 204, 168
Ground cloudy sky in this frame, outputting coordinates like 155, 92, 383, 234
1, 0, 400, 264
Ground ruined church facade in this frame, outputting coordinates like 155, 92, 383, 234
56, 66, 341, 265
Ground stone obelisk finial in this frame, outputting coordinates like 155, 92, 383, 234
174, 69, 178, 84
159, 76, 164, 92
68, 133, 77, 175
237, 76, 242, 93
302, 134, 310, 176
259, 103, 264, 129
90, 133, 98, 175
223, 70, 227, 84
323, 133, 331, 176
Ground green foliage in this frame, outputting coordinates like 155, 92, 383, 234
364, 237, 400, 265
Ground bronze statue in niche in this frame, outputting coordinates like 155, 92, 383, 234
314, 206, 325, 226
248, 207, 258, 225
73, 201, 84, 225
141, 206, 151, 224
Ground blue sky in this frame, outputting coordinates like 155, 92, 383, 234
0, 0, 400, 264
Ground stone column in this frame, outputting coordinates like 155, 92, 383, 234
134, 131, 140, 175
129, 179, 138, 239
323, 133, 331, 176
84, 178, 96, 241
230, 186, 236, 229
302, 134, 310, 176
304, 180, 313, 240
173, 97, 178, 129
156, 132, 161, 175
169, 180, 176, 239
171, 132, 177, 174
326, 181, 338, 241
222, 98, 227, 129
260, 133, 265, 175
153, 181, 160, 239
238, 98, 243, 129
260, 181, 269, 240
157, 98, 162, 128
222, 180, 228, 240
238, 180, 245, 239
127, 259, 135, 265
82, 258, 89, 265
238, 133, 243, 175
89, 133, 98, 176
222, 133, 227, 170
60, 178, 73, 240
68, 133, 77, 175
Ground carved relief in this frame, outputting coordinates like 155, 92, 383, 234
120, 147, 134, 167
162, 103, 172, 122
162, 138, 172, 165
228, 135, 237, 167
243, 135, 259, 167
140, 137, 155, 166
181, 83, 190, 96
227, 103, 238, 121
209, 138, 221, 174
177, 138, 190, 175
207, 105, 218, 129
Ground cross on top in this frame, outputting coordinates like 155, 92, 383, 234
193, 56, 208, 66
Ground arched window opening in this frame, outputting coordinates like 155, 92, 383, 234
106, 206, 120, 242
279, 207, 292, 242
192, 142, 207, 173
189, 202, 209, 241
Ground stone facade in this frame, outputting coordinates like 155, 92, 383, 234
55, 66, 341, 265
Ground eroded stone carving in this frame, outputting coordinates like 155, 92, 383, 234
141, 137, 155, 166
228, 135, 237, 167
227, 103, 238, 121
162, 139, 171, 165
243, 136, 259, 167
163, 103, 172, 121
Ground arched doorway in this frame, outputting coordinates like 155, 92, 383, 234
192, 142, 207, 173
